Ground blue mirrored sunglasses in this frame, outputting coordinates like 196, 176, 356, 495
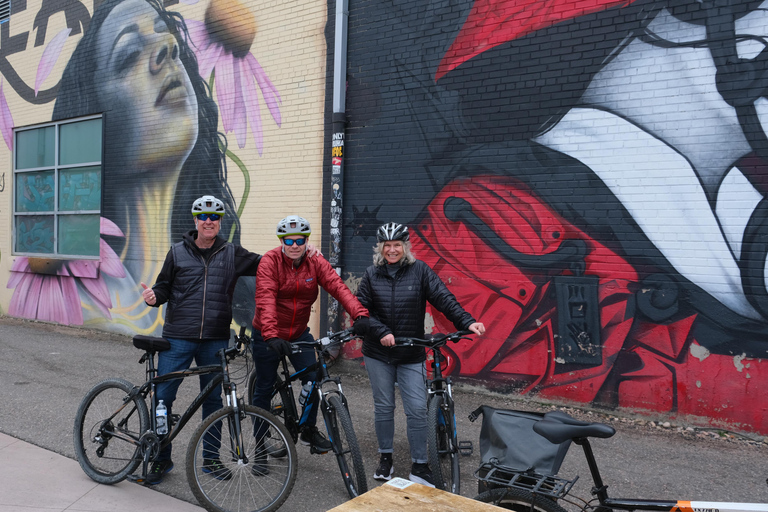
283, 238, 307, 246
196, 213, 221, 221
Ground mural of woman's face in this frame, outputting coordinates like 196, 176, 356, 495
94, 0, 199, 173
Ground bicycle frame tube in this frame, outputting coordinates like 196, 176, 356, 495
145, 366, 225, 448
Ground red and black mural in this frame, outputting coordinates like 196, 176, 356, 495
334, 0, 768, 432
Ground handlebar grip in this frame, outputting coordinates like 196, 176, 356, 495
239, 325, 247, 337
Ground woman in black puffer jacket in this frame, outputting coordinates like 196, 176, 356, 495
356, 222, 485, 487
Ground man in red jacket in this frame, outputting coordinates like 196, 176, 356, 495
251, 215, 369, 455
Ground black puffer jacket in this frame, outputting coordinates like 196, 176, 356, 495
357, 259, 475, 365
151, 230, 261, 340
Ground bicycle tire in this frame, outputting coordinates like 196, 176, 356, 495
73, 378, 149, 484
325, 395, 368, 498
474, 488, 569, 512
427, 393, 460, 494
186, 404, 297, 512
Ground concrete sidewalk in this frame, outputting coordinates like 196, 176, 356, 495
0, 432, 204, 512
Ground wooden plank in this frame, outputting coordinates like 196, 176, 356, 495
327, 478, 501, 512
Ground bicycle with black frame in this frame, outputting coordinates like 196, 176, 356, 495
469, 406, 768, 512
246, 327, 368, 499
393, 329, 475, 495
73, 327, 296, 512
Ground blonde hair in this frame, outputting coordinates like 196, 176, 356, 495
373, 240, 417, 267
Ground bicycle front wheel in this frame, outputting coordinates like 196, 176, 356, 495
73, 378, 149, 484
186, 404, 297, 512
325, 395, 368, 498
427, 393, 460, 494
474, 488, 569, 512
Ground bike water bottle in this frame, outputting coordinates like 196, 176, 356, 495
298, 382, 313, 406
156, 400, 168, 435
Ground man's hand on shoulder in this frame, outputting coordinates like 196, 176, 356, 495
306, 243, 323, 258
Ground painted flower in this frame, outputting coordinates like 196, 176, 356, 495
7, 218, 127, 325
0, 78, 14, 151
186, 0, 282, 154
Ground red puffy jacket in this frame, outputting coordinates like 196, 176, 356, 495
253, 247, 368, 341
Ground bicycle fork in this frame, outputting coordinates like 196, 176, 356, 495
224, 384, 249, 464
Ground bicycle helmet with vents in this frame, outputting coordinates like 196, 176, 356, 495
377, 222, 409, 242
191, 195, 225, 215
276, 216, 312, 238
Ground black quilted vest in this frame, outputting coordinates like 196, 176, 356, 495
162, 238, 237, 340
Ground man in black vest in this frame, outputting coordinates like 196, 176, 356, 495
140, 195, 261, 484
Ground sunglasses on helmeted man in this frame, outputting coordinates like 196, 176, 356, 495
283, 238, 307, 246
196, 213, 221, 221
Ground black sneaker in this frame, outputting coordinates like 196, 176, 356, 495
202, 458, 232, 480
299, 426, 332, 452
373, 453, 394, 481
146, 459, 173, 485
408, 462, 435, 488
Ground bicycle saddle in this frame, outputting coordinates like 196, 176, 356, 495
132, 335, 171, 353
533, 412, 616, 444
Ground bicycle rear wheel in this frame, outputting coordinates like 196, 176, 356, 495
474, 488, 569, 512
186, 404, 297, 512
427, 393, 460, 494
73, 378, 149, 484
325, 395, 368, 498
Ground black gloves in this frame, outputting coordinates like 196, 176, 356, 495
266, 337, 292, 357
353, 316, 370, 336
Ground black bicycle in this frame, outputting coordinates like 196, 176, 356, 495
470, 406, 768, 512
394, 330, 475, 494
246, 327, 368, 499
73, 328, 297, 512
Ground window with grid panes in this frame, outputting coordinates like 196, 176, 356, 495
13, 116, 103, 259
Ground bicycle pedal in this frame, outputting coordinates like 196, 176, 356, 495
459, 440, 473, 456
309, 446, 330, 455
126, 474, 148, 485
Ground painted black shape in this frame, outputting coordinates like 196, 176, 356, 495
554, 275, 601, 365
740, 197, 768, 318
33, 0, 90, 47
635, 274, 679, 323
348, 204, 382, 241
442, 195, 587, 270
0, 21, 58, 103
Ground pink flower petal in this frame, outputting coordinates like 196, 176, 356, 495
67, 259, 98, 278
232, 59, 248, 148
37, 275, 71, 324
216, 53, 236, 133
8, 274, 35, 316
100, 217, 124, 237
78, 274, 113, 311
10, 257, 30, 273
60, 274, 86, 323
241, 60, 263, 155
19, 274, 44, 318
99, 239, 126, 278
246, 54, 282, 127
197, 43, 223, 79
7, 270, 24, 289
0, 79, 15, 150
35, 28, 72, 97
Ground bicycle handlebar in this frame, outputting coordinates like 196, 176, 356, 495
394, 330, 474, 348
291, 327, 359, 353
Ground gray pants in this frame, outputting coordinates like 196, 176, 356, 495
364, 356, 428, 463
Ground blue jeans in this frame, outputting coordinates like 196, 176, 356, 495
251, 328, 320, 429
364, 356, 428, 463
155, 337, 228, 461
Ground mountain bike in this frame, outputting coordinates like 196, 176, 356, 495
73, 329, 296, 512
470, 406, 768, 512
246, 327, 368, 499
394, 330, 475, 494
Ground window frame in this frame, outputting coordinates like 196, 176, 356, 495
12, 114, 104, 260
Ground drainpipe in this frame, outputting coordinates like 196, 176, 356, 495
327, 0, 349, 332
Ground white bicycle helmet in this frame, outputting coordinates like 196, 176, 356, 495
191, 195, 225, 215
376, 222, 409, 242
276, 215, 311, 238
